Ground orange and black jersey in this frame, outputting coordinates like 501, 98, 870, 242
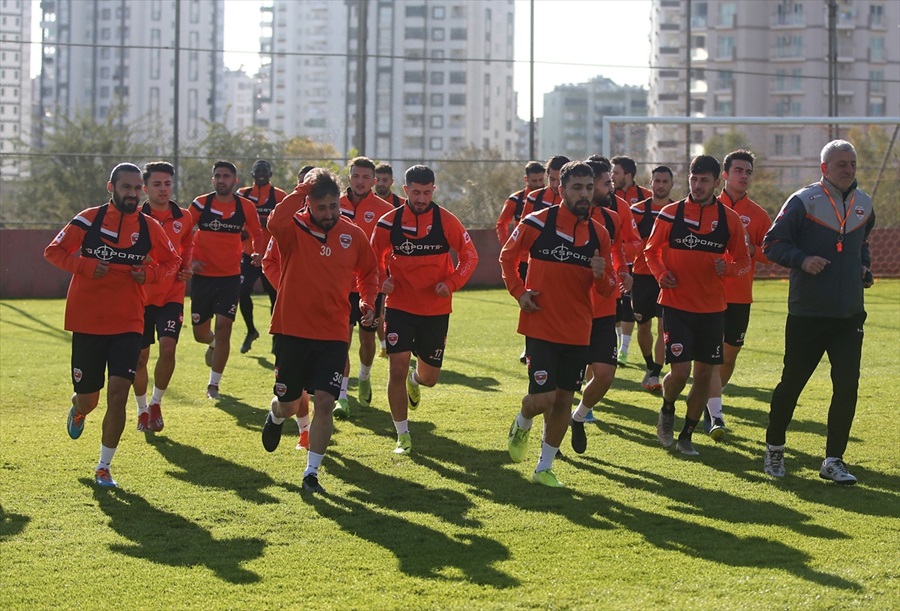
141, 200, 194, 307
45, 203, 181, 335
617, 184, 650, 206
340, 189, 395, 240
238, 183, 287, 255
496, 187, 530, 245
383, 192, 406, 208
589, 205, 627, 319
522, 186, 561, 218
500, 205, 615, 346
630, 197, 672, 276
188, 192, 264, 277
719, 190, 772, 304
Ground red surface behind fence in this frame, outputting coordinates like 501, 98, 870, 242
2, 228, 898, 299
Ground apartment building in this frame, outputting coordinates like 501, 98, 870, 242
0, 0, 31, 177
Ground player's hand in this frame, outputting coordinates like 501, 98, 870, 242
862, 266, 874, 288
176, 266, 193, 281
801, 256, 829, 275
590, 249, 606, 279
714, 258, 726, 276
130, 266, 146, 285
659, 271, 677, 289
360, 308, 376, 327
748, 243, 757, 257
618, 272, 633, 293
251, 252, 262, 267
382, 276, 394, 295
192, 260, 206, 274
518, 290, 541, 313
93, 261, 109, 279
434, 282, 451, 298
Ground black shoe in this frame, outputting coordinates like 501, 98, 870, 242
262, 412, 283, 452
570, 418, 587, 454
302, 473, 325, 494
240, 330, 260, 354
519, 349, 527, 364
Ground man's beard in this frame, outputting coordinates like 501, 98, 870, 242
311, 215, 336, 231
112, 194, 139, 213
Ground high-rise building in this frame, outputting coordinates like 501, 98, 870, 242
0, 0, 32, 177
38, 0, 225, 144
221, 68, 255, 131
648, 0, 899, 183
539, 76, 647, 161
260, 0, 516, 174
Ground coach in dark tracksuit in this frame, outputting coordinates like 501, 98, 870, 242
761, 140, 875, 485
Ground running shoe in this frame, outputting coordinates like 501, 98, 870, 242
507, 417, 531, 463
240, 330, 260, 354
67, 406, 85, 440
94, 468, 118, 488
406, 375, 420, 410
147, 403, 164, 432
206, 384, 220, 400
302, 473, 325, 494
642, 372, 662, 391
570, 417, 587, 454
583, 409, 597, 424
262, 412, 283, 452
358, 378, 372, 408
676, 438, 699, 456
393, 432, 412, 455
763, 446, 786, 478
136, 411, 150, 432
709, 417, 727, 443
378, 347, 387, 359
617, 348, 628, 366
532, 469, 564, 488
819, 458, 857, 485
656, 406, 675, 447
333, 397, 350, 419
295, 430, 309, 451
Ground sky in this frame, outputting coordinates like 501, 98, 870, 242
30, 0, 652, 120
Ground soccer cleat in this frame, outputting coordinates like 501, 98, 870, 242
763, 446, 786, 478
393, 432, 412, 455
617, 348, 628, 366
332, 398, 350, 419
676, 438, 700, 456
94, 468, 118, 488
507, 417, 531, 463
295, 430, 309, 451
406, 374, 421, 410
583, 409, 597, 424
656, 406, 675, 447
147, 403, 164, 432
702, 407, 712, 433
67, 406, 86, 440
358, 378, 372, 408
819, 458, 858, 485
136, 411, 150, 432
570, 417, 587, 454
301, 473, 325, 494
206, 384, 220, 400
204, 346, 214, 367
709, 417, 727, 443
532, 469, 565, 488
378, 347, 387, 359
519, 349, 527, 364
642, 372, 662, 391
240, 330, 260, 354
261, 412, 283, 452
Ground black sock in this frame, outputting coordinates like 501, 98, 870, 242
644, 354, 655, 370
662, 399, 676, 413
679, 417, 698, 440
650, 363, 663, 377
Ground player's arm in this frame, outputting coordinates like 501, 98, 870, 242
495, 197, 517, 245
499, 220, 537, 300
261, 236, 282, 288
370, 213, 394, 292
444, 213, 479, 293
616, 200, 643, 261
240, 196, 266, 257
591, 221, 616, 297
724, 210, 751, 277
44, 214, 99, 277
644, 211, 676, 288
354, 232, 379, 322
142, 219, 182, 285
763, 195, 815, 270
268, 185, 310, 257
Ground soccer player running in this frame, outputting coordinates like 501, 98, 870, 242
644, 155, 751, 456
370, 165, 479, 455
372, 163, 405, 357
335, 157, 395, 418
569, 159, 632, 453
704, 150, 772, 440
45, 163, 181, 487
521, 155, 569, 217
496, 160, 546, 363
630, 166, 675, 392
502, 161, 615, 487
188, 161, 265, 399
133, 161, 194, 432
236, 160, 287, 354
260, 169, 378, 494
762, 139, 874, 484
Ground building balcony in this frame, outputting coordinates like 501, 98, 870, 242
771, 14, 804, 28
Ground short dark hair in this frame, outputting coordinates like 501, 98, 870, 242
545, 155, 571, 172
610, 155, 637, 178
350, 156, 377, 174
651, 165, 674, 179
689, 155, 721, 177
405, 164, 435, 186
109, 162, 142, 186
142, 161, 174, 182
723, 149, 755, 173
584, 158, 611, 176
297, 165, 315, 181
252, 159, 272, 173
559, 161, 593, 188
375, 163, 393, 176
306, 168, 342, 200
586, 154, 611, 166
213, 160, 237, 175
524, 160, 545, 175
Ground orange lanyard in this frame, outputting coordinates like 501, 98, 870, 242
820, 181, 854, 252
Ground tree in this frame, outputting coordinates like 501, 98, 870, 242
436, 146, 521, 229
848, 125, 899, 227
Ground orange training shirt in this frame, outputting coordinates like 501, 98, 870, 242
239, 183, 288, 255
188, 192, 264, 277
719, 190, 772, 304
141, 201, 194, 306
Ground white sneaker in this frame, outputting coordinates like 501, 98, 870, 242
763, 445, 785, 478
819, 457, 857, 485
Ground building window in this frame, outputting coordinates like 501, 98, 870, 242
870, 70, 885, 93
405, 27, 426, 40
189, 0, 200, 24
431, 49, 445, 63
868, 100, 885, 116
869, 38, 885, 62
150, 29, 161, 79
430, 93, 444, 107
774, 134, 784, 155
449, 93, 466, 106
449, 71, 466, 84
451, 5, 465, 19
869, 4, 884, 27
430, 72, 444, 85
404, 70, 425, 84
433, 6, 445, 19
405, 5, 425, 18
430, 137, 443, 151
149, 87, 160, 117
430, 115, 444, 128
450, 28, 467, 40
432, 28, 445, 41
716, 35, 734, 60
789, 134, 801, 156
151, 0, 162, 20
775, 1, 803, 26
404, 93, 424, 106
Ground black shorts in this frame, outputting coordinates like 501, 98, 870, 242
273, 335, 348, 402
631, 274, 662, 324
615, 295, 635, 324
191, 274, 240, 325
349, 292, 385, 332
517, 261, 529, 284
142, 302, 184, 348
661, 306, 724, 365
587, 316, 618, 365
384, 308, 449, 368
71, 332, 142, 393
241, 253, 276, 297
723, 303, 752, 347
525, 337, 588, 395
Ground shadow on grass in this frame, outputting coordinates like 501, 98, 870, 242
146, 436, 281, 504
0, 302, 70, 343
0, 504, 30, 540
87, 480, 264, 584
247, 354, 275, 371
435, 367, 502, 393
212, 393, 270, 433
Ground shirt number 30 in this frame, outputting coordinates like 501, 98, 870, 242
320, 245, 332, 257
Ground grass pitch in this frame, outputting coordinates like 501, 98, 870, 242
1, 280, 899, 609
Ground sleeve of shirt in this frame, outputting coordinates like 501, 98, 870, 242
268, 185, 310, 259
354, 230, 379, 314
43, 214, 97, 277
370, 213, 393, 286
608, 212, 629, 276
495, 198, 517, 245
763, 195, 809, 269
499, 221, 536, 300
748, 206, 772, 264
261, 236, 281, 288
724, 209, 752, 278
592, 220, 616, 298
144, 218, 182, 285
644, 214, 672, 283
444, 211, 479, 293
617, 202, 643, 262
179, 212, 195, 271
241, 197, 266, 254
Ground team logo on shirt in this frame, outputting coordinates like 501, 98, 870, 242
674, 234, 724, 250
54, 229, 66, 243
340, 234, 352, 249
710, 221, 719, 230
364, 211, 375, 223
274, 383, 287, 397
634, 313, 643, 322
740, 215, 751, 227
387, 332, 399, 346
671, 343, 683, 357
511, 228, 519, 241
131, 232, 140, 245
534, 370, 548, 386
173, 221, 183, 233
72, 368, 82, 383
463, 232, 471, 243
855, 206, 865, 220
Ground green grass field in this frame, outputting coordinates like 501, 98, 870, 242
1, 280, 899, 610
